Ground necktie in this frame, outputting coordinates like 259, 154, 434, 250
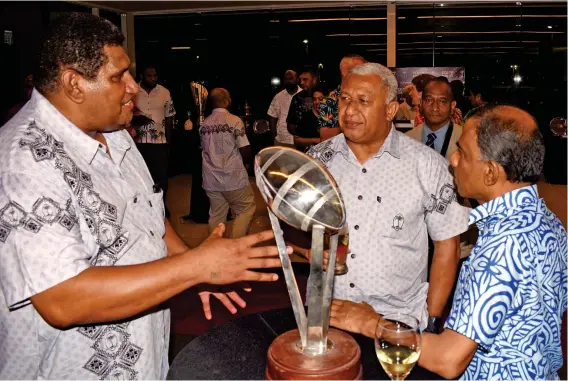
426, 133, 437, 149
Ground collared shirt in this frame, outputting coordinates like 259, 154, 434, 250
307, 128, 470, 328
318, 85, 341, 128
445, 185, 567, 380
0, 90, 169, 379
200, 108, 250, 192
133, 84, 176, 144
422, 121, 450, 154
267, 87, 301, 144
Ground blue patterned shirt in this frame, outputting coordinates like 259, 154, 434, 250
318, 85, 341, 128
445, 185, 567, 380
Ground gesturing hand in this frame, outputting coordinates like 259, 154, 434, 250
192, 224, 289, 286
197, 282, 251, 320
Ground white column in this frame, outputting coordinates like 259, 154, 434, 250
387, 2, 396, 68
122, 13, 137, 77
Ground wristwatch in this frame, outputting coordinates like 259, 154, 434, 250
425, 316, 443, 334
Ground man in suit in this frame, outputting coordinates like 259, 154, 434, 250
406, 77, 462, 160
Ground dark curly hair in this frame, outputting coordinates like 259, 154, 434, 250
471, 104, 544, 184
35, 12, 124, 94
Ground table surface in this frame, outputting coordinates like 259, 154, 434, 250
167, 308, 445, 380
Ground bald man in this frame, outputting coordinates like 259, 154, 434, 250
267, 69, 301, 147
318, 54, 366, 140
200, 88, 256, 237
333, 104, 568, 380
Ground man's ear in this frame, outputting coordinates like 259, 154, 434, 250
451, 100, 457, 111
60, 69, 85, 104
483, 160, 501, 187
386, 100, 400, 122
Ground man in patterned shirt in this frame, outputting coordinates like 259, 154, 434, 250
307, 63, 470, 334
417, 105, 567, 380
200, 88, 256, 238
318, 54, 366, 141
132, 65, 175, 217
0, 13, 285, 379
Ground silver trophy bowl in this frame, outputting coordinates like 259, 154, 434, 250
255, 146, 346, 355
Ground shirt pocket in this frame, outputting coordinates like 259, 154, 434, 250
376, 193, 424, 244
126, 190, 166, 240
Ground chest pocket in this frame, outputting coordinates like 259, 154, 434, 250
376, 191, 425, 244
126, 190, 166, 240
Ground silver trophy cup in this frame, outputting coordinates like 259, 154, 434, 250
254, 146, 346, 356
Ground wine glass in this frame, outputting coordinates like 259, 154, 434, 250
375, 313, 422, 380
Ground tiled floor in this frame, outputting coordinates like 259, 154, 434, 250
165, 174, 567, 375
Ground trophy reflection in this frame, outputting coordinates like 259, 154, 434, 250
255, 147, 362, 380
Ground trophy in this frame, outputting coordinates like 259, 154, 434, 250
255, 147, 362, 380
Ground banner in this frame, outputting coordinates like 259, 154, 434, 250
391, 67, 465, 97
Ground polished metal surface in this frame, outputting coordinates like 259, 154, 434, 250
550, 117, 567, 138
254, 146, 345, 233
253, 119, 270, 134
255, 146, 346, 356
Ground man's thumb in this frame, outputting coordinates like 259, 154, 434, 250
209, 223, 225, 238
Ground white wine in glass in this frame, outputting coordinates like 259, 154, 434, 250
375, 313, 421, 380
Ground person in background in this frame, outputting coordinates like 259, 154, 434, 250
0, 13, 284, 379
286, 66, 318, 140
132, 65, 175, 218
464, 81, 491, 121
406, 77, 462, 159
307, 62, 469, 335
450, 79, 471, 117
410, 73, 436, 126
318, 54, 367, 141
267, 70, 301, 148
394, 84, 417, 122
292, 86, 325, 152
200, 88, 256, 239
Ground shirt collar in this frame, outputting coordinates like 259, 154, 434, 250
469, 184, 539, 228
212, 108, 228, 113
423, 120, 450, 137
335, 125, 401, 163
32, 89, 101, 164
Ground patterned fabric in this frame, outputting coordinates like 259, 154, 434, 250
425, 133, 437, 149
133, 84, 176, 144
445, 185, 567, 380
200, 108, 250, 192
307, 129, 470, 328
0, 90, 170, 379
318, 85, 341, 128
267, 87, 301, 144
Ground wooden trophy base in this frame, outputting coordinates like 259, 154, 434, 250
265, 328, 362, 380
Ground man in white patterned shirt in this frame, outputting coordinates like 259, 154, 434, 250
132, 65, 175, 217
0, 13, 284, 380
307, 63, 470, 334
201, 88, 256, 238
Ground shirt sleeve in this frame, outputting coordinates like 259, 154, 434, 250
165, 90, 176, 118
267, 94, 279, 118
424, 153, 470, 241
445, 235, 522, 350
0, 171, 91, 309
286, 95, 299, 125
234, 118, 250, 148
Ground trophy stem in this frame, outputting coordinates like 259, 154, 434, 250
321, 233, 338, 347
267, 209, 307, 348
305, 225, 326, 355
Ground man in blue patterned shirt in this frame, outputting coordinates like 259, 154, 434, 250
416, 104, 567, 380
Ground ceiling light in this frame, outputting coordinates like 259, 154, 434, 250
303, 39, 309, 44
270, 20, 279, 23
271, 77, 281, 86
171, 46, 191, 50
439, 3, 445, 6
548, 25, 553, 29
516, 1, 522, 5
513, 74, 522, 83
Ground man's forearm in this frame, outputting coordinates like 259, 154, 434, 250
427, 236, 460, 316
165, 117, 174, 142
31, 251, 203, 329
419, 329, 477, 379
165, 218, 189, 256
269, 117, 277, 138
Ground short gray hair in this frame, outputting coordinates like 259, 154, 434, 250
349, 62, 398, 103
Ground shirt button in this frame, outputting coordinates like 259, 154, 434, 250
377, 196, 382, 203
150, 230, 154, 236
354, 225, 359, 230
351, 253, 356, 259
362, 168, 367, 173
149, 201, 153, 207
358, 195, 363, 200
349, 283, 355, 288
133, 197, 138, 203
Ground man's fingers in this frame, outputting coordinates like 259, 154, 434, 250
206, 224, 225, 241
247, 257, 283, 270
243, 270, 279, 282
213, 293, 237, 314
227, 291, 247, 308
198, 292, 213, 320
247, 245, 291, 258
236, 230, 274, 250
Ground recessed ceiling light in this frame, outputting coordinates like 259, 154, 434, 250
171, 46, 191, 50
303, 39, 309, 44
548, 25, 553, 29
